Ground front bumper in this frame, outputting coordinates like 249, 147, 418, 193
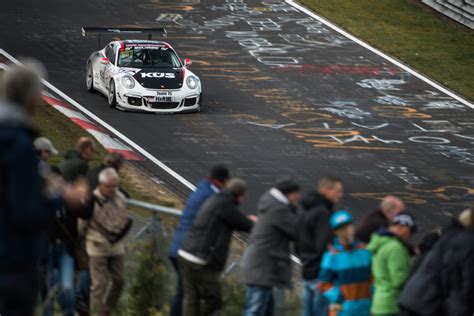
117, 88, 200, 113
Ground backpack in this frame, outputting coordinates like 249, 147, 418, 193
90, 193, 132, 244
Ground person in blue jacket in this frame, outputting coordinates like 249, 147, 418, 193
168, 165, 230, 316
317, 211, 373, 316
0, 65, 87, 315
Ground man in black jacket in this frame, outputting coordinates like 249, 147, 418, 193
179, 178, 255, 316
355, 195, 405, 243
297, 176, 343, 316
241, 178, 301, 316
399, 208, 474, 316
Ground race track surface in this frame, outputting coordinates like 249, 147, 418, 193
1, 0, 473, 231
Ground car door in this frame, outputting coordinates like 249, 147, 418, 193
100, 43, 117, 90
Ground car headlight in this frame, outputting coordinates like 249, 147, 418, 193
186, 76, 198, 90
121, 75, 135, 89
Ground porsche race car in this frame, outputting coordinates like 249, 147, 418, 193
83, 27, 202, 113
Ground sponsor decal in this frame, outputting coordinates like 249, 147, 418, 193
140, 72, 176, 79
125, 43, 168, 50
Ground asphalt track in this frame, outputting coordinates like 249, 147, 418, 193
1, 0, 473, 232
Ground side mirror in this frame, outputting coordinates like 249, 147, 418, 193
100, 57, 109, 65
184, 58, 192, 67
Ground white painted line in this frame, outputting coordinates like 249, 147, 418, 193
286, 0, 474, 109
87, 129, 136, 151
0, 48, 196, 192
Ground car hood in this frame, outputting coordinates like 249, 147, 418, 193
133, 68, 184, 90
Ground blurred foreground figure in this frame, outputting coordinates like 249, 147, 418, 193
58, 136, 97, 315
367, 212, 417, 316
179, 178, 255, 316
241, 178, 301, 316
0, 65, 86, 315
168, 165, 230, 316
399, 208, 474, 316
86, 168, 131, 316
317, 211, 372, 316
297, 176, 344, 316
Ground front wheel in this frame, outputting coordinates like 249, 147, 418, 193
86, 62, 94, 92
108, 80, 117, 109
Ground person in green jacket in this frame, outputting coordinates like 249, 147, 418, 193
58, 137, 97, 182
367, 212, 417, 316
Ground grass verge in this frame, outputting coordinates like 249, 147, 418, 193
34, 100, 182, 211
298, 0, 474, 101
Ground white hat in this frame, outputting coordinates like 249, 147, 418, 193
34, 137, 59, 155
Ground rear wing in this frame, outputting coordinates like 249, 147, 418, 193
82, 27, 167, 47
82, 27, 167, 39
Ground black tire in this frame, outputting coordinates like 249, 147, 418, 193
108, 80, 117, 109
86, 62, 94, 92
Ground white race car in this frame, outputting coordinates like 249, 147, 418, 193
83, 27, 202, 113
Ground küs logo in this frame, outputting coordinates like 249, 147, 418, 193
140, 72, 176, 79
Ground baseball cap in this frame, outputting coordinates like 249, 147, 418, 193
330, 210, 353, 230
391, 212, 418, 232
34, 137, 58, 155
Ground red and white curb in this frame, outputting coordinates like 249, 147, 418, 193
42, 93, 144, 161
2, 60, 142, 161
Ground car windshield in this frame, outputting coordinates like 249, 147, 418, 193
118, 45, 181, 68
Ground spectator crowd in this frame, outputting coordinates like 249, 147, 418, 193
0, 65, 473, 316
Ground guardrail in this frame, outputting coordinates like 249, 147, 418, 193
126, 198, 303, 266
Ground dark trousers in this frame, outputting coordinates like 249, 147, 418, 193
178, 256, 222, 316
0, 268, 39, 316
242, 285, 274, 316
169, 256, 183, 316
75, 269, 91, 315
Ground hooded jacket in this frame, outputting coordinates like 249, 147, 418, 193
367, 230, 412, 315
0, 101, 60, 271
240, 189, 298, 288
296, 191, 334, 280
180, 189, 253, 271
399, 210, 474, 316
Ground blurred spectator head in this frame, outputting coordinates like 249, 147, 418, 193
417, 231, 441, 255
227, 178, 247, 204
389, 212, 417, 241
317, 176, 343, 204
98, 167, 119, 198
104, 152, 125, 171
34, 136, 58, 162
276, 177, 301, 205
209, 164, 230, 187
380, 195, 405, 220
2, 63, 44, 114
330, 210, 355, 245
458, 207, 473, 230
76, 137, 97, 161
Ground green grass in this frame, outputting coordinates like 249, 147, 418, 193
299, 0, 474, 101
34, 101, 178, 207
34, 101, 106, 166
